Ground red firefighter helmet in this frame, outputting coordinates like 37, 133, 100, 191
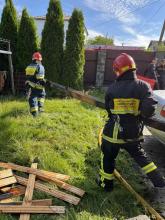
113, 53, 136, 76
32, 52, 42, 61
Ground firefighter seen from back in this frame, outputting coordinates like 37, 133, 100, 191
25, 52, 46, 117
97, 53, 165, 192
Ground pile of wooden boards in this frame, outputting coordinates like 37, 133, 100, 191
0, 162, 85, 219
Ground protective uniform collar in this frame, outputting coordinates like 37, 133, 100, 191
117, 70, 137, 81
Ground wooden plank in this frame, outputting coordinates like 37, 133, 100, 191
39, 169, 70, 181
0, 162, 84, 196
114, 170, 164, 220
20, 163, 37, 220
0, 176, 17, 188
0, 186, 11, 193
0, 50, 12, 55
0, 186, 26, 201
0, 169, 13, 179
0, 199, 14, 203
0, 162, 69, 181
15, 175, 80, 205
0, 205, 65, 214
1, 199, 52, 206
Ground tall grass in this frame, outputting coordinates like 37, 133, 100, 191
0, 97, 147, 220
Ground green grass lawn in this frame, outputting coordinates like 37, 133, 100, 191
0, 96, 148, 220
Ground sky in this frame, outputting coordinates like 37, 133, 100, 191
0, 0, 165, 48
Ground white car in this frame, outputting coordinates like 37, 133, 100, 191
148, 90, 165, 145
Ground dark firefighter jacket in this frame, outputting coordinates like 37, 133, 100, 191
103, 70, 157, 144
25, 62, 45, 91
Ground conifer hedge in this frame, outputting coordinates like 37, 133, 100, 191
0, 0, 18, 70
63, 9, 85, 89
17, 8, 38, 71
41, 0, 64, 82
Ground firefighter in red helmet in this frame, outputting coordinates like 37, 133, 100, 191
25, 52, 46, 116
97, 53, 165, 191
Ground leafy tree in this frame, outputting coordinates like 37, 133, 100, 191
157, 42, 165, 51
17, 8, 38, 71
63, 9, 85, 89
41, 0, 64, 82
87, 35, 114, 46
0, 0, 18, 70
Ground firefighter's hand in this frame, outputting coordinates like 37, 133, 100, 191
38, 79, 46, 86
45, 80, 52, 87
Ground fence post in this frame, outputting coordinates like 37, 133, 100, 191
96, 49, 107, 87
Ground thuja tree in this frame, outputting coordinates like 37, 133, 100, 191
62, 9, 85, 89
41, 0, 64, 82
17, 8, 38, 71
0, 0, 18, 70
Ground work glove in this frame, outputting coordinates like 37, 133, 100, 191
38, 79, 46, 86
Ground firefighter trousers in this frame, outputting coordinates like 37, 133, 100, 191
100, 139, 165, 190
28, 88, 46, 116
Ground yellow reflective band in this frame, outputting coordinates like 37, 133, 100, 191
121, 65, 130, 73
121, 64, 136, 73
25, 67, 37, 76
113, 121, 119, 140
113, 98, 140, 116
102, 134, 143, 144
30, 107, 38, 112
38, 98, 45, 103
26, 81, 44, 90
102, 134, 125, 144
99, 169, 114, 180
101, 152, 104, 170
36, 74, 44, 79
142, 162, 157, 174
98, 128, 103, 147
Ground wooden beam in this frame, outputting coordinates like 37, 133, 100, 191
15, 175, 80, 205
0, 50, 12, 55
114, 170, 164, 220
1, 199, 52, 206
0, 205, 65, 214
0, 176, 17, 188
0, 162, 69, 181
0, 186, 12, 193
0, 162, 85, 197
39, 169, 70, 181
0, 169, 13, 179
20, 163, 37, 220
0, 198, 14, 203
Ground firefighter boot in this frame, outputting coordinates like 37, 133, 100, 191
147, 171, 165, 188
96, 177, 114, 192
